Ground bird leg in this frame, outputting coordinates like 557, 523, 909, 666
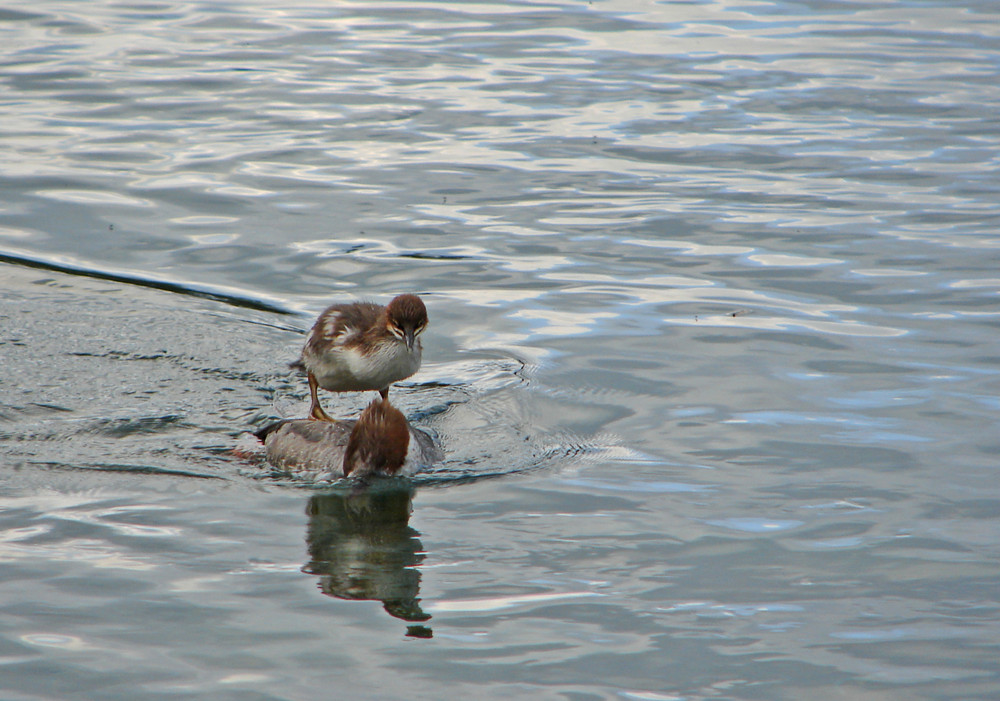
307, 372, 335, 422
379, 387, 390, 401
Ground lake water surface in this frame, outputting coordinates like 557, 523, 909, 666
2, 1, 1000, 699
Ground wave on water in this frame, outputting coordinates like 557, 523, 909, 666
242, 357, 631, 489
0, 248, 297, 317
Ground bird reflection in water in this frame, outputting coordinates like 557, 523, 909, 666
302, 483, 432, 638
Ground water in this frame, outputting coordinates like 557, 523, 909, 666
2, 0, 1000, 698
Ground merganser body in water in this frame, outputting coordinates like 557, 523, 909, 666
255, 397, 440, 481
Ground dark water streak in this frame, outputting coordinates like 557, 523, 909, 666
0, 250, 295, 316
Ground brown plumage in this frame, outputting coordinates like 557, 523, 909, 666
342, 398, 411, 477
291, 294, 428, 421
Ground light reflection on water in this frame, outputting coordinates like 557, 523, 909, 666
2, 0, 1000, 698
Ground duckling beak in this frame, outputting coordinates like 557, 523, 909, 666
404, 328, 416, 352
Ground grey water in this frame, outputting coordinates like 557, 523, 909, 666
2, 0, 1000, 698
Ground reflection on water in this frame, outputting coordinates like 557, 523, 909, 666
303, 484, 432, 639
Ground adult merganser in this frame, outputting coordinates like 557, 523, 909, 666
291, 294, 427, 422
255, 397, 440, 481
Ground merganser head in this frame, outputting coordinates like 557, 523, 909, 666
385, 294, 427, 352
342, 398, 411, 478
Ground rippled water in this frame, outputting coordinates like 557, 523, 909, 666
3, 1, 1000, 698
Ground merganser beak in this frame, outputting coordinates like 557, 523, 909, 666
404, 328, 416, 352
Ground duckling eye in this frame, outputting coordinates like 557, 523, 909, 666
388, 324, 404, 339
414, 323, 426, 336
